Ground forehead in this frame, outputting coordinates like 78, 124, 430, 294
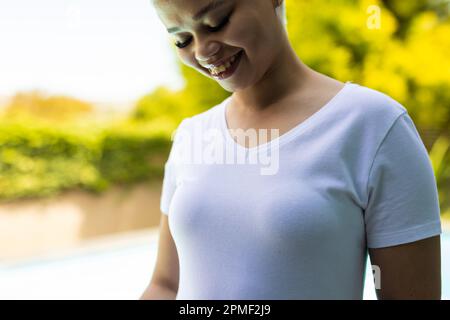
153, 0, 226, 25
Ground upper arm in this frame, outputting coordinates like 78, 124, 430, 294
150, 214, 180, 293
363, 112, 442, 299
368, 235, 441, 299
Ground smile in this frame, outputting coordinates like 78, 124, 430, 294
205, 50, 243, 80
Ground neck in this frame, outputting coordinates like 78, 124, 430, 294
232, 36, 313, 112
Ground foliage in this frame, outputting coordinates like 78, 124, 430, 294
134, 87, 182, 122
0, 118, 172, 201
430, 134, 450, 212
286, 0, 450, 131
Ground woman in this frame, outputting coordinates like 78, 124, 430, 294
141, 0, 442, 300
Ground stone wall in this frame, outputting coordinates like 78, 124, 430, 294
0, 180, 163, 261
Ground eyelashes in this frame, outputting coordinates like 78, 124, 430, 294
174, 14, 232, 49
206, 15, 230, 33
175, 38, 192, 49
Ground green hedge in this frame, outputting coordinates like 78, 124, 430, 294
0, 119, 173, 201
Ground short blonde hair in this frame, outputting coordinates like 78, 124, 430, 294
276, 2, 287, 27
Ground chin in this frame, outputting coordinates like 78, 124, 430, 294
221, 75, 257, 92
218, 82, 239, 92
218, 72, 254, 92
218, 80, 251, 93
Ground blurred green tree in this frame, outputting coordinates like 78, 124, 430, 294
286, 0, 450, 137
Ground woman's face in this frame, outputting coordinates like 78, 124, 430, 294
152, 0, 285, 92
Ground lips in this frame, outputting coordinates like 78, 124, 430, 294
201, 50, 243, 77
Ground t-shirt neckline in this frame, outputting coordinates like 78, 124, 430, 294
220, 81, 355, 154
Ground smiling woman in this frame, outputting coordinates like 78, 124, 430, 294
152, 0, 292, 92
141, 0, 443, 300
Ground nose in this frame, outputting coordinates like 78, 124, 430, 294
195, 39, 221, 64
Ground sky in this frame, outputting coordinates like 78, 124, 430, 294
0, 0, 184, 110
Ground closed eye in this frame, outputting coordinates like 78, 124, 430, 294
206, 14, 230, 32
175, 37, 193, 49
174, 11, 233, 49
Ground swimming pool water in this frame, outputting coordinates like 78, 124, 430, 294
0, 232, 448, 299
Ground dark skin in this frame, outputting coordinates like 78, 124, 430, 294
369, 236, 441, 299
141, 0, 442, 299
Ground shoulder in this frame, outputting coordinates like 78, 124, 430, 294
344, 83, 407, 126
345, 83, 407, 121
333, 83, 409, 148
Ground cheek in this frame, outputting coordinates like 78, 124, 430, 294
228, 21, 259, 56
228, 17, 274, 68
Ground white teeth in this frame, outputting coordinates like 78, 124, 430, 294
208, 52, 240, 76
210, 64, 227, 75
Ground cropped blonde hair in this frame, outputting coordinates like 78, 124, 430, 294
276, 2, 287, 27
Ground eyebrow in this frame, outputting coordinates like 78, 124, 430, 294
167, 0, 227, 34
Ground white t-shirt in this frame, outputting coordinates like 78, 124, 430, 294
159, 82, 442, 299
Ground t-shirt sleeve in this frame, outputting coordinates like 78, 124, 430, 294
364, 112, 442, 249
160, 118, 189, 215
160, 160, 176, 216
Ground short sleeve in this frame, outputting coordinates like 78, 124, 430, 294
160, 118, 190, 215
160, 161, 176, 215
364, 112, 442, 249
